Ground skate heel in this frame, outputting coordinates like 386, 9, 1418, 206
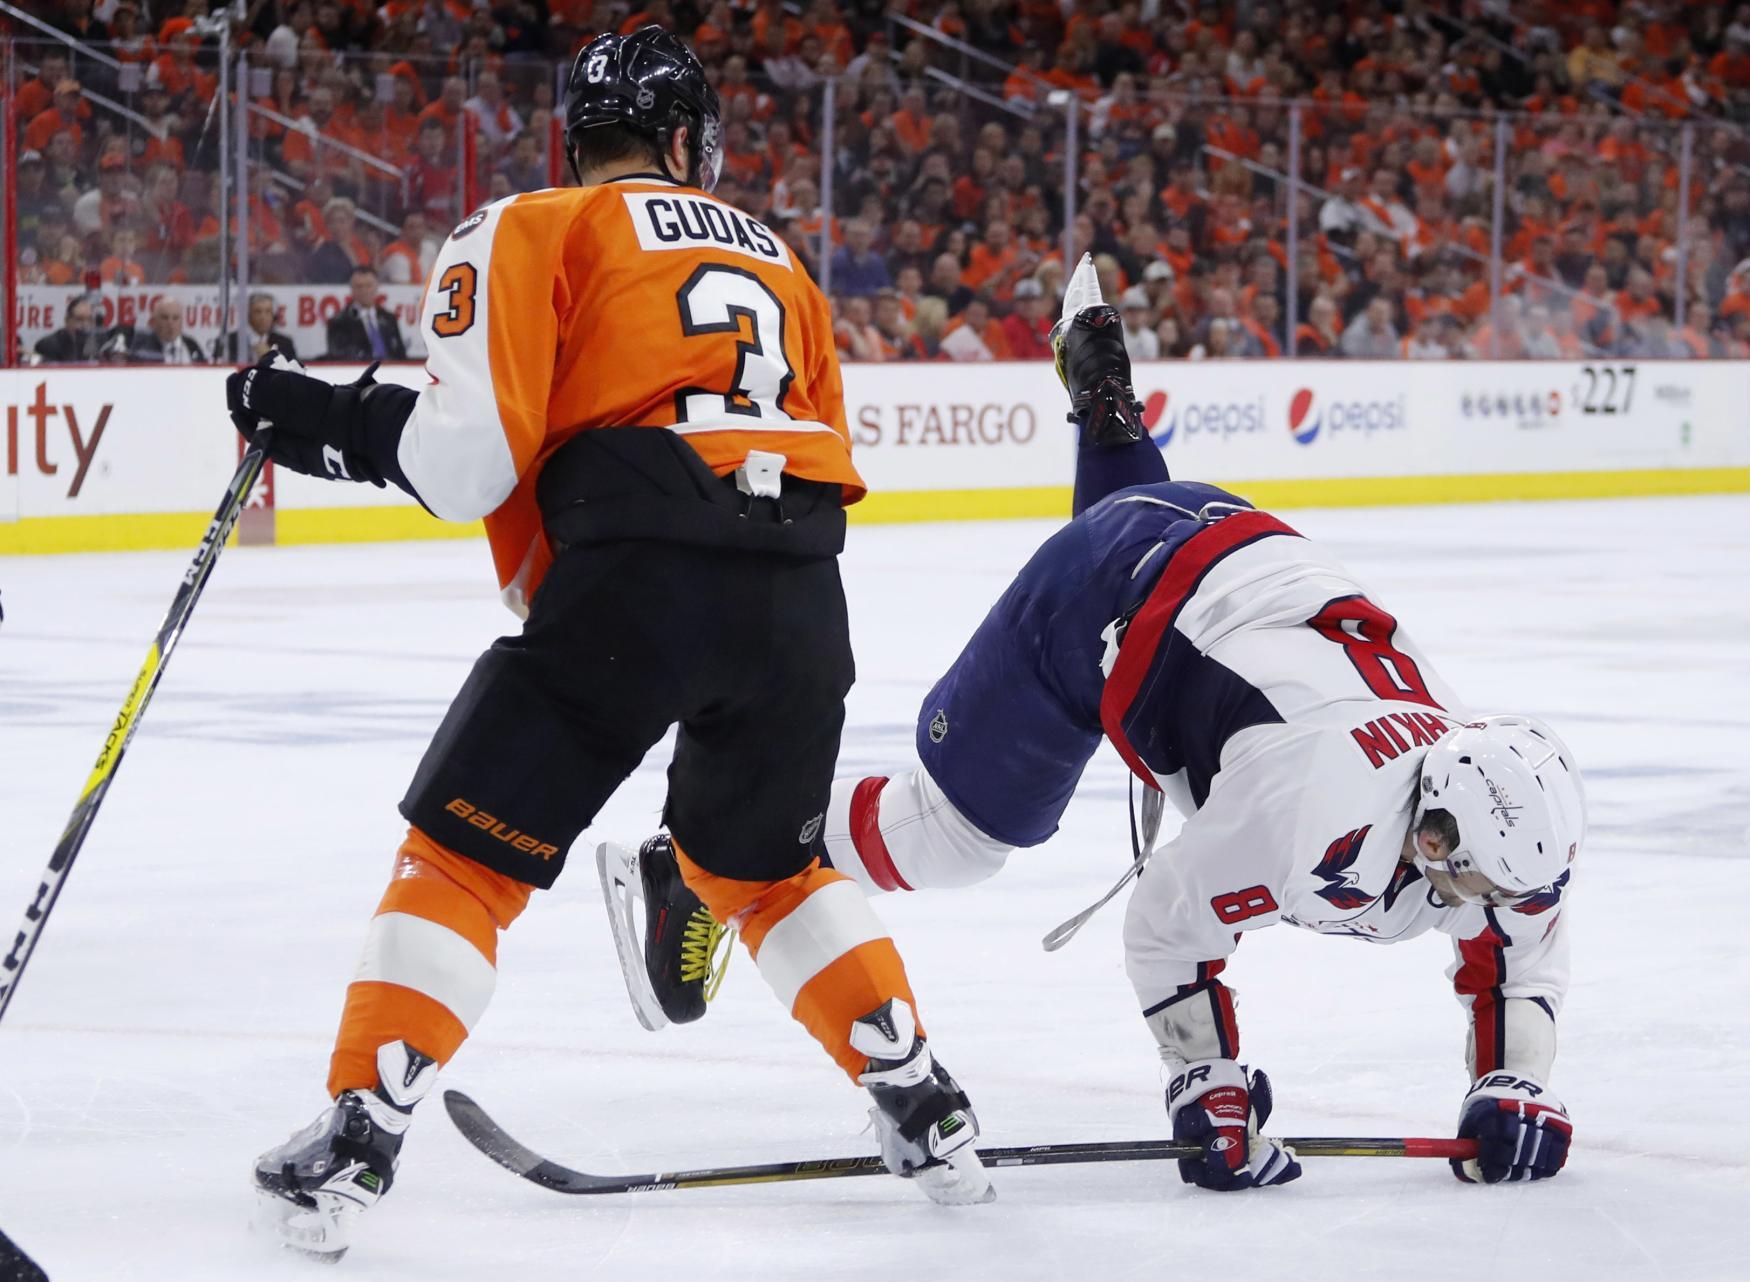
252, 1182, 358, 1261
854, 1001, 994, 1206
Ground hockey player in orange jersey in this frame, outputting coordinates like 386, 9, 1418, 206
228, 27, 990, 1259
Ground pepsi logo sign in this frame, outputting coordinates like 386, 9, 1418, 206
1143, 389, 1172, 445
1287, 387, 1320, 445
1139, 389, 1265, 448
1286, 389, 1406, 443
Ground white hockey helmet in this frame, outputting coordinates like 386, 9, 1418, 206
1413, 715, 1586, 899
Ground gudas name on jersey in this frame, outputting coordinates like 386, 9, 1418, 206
623, 191, 788, 267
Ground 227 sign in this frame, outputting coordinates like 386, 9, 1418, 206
1574, 364, 1636, 416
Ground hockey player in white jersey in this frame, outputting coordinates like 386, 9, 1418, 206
614, 258, 1583, 1192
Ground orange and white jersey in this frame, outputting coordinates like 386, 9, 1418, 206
400, 176, 865, 613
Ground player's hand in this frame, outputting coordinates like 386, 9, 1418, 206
226, 355, 386, 486
1452, 1072, 1571, 1184
1167, 1059, 1301, 1191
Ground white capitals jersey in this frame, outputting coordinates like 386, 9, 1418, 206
1111, 509, 1570, 1078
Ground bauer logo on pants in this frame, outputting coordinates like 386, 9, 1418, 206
798, 812, 823, 844
444, 798, 560, 860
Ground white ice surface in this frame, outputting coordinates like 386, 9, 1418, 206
2, 497, 1748, 1281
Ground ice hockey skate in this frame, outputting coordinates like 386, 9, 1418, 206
1050, 253, 1146, 446
598, 835, 734, 1031
855, 1001, 993, 1205
252, 1043, 436, 1259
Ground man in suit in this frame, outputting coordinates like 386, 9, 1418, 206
324, 266, 407, 361
128, 297, 207, 363
214, 293, 300, 363
34, 293, 103, 363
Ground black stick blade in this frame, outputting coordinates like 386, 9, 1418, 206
443, 1090, 608, 1193
0, 1226, 49, 1282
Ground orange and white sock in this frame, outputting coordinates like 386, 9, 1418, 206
327, 827, 532, 1099
675, 842, 920, 1079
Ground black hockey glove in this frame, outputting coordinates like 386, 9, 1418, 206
226, 354, 418, 495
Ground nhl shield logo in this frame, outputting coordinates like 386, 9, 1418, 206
928, 709, 949, 743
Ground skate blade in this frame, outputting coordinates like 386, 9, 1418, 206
915, 1150, 996, 1206
252, 1186, 352, 1262
595, 841, 671, 1032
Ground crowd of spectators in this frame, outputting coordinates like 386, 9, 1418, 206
15, 0, 1750, 364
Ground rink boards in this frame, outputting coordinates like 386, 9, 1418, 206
3, 358, 1748, 554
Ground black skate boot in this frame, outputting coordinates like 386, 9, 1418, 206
598, 834, 733, 1030
855, 1000, 993, 1205
1051, 303, 1146, 445
253, 1042, 436, 1259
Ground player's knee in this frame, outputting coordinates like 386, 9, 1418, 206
824, 769, 1013, 894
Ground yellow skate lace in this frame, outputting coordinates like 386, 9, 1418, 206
678, 906, 734, 1002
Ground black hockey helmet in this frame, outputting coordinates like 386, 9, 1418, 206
564, 25, 723, 191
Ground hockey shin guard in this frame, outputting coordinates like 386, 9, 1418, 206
327, 827, 533, 1098
674, 842, 920, 1080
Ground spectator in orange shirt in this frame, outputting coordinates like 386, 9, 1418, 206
380, 212, 433, 286
1295, 294, 1342, 354
834, 294, 892, 361
99, 226, 148, 286
27, 215, 86, 287
384, 71, 424, 149
1708, 31, 1750, 87
283, 87, 348, 183
804, 0, 854, 67
871, 288, 914, 357
149, 30, 217, 104
962, 219, 1026, 296
1404, 136, 1448, 196
951, 147, 996, 221
690, 0, 734, 56
890, 86, 933, 154
750, 0, 804, 55
1004, 47, 1048, 103
417, 76, 468, 145
719, 55, 776, 123
13, 50, 71, 124
940, 296, 1013, 361
1614, 266, 1662, 332
24, 80, 88, 155
109, 0, 156, 66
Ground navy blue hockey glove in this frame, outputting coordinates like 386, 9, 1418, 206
1167, 1060, 1302, 1191
226, 353, 390, 486
1453, 1073, 1572, 1184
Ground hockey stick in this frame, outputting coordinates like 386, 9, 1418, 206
0, 1225, 48, 1282
0, 445, 268, 1026
443, 1090, 1475, 1196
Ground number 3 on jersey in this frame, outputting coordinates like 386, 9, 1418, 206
432, 262, 477, 338
674, 264, 794, 423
